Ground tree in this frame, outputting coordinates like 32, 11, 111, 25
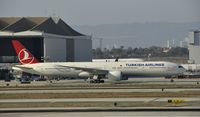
92, 46, 188, 59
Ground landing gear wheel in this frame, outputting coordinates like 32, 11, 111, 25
89, 79, 104, 84
170, 79, 174, 82
100, 80, 104, 83
90, 80, 94, 83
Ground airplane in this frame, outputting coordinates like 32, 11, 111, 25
12, 40, 185, 83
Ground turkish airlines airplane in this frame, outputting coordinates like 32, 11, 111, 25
12, 40, 185, 83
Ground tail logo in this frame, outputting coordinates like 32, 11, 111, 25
18, 48, 34, 64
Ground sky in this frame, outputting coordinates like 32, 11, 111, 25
0, 0, 200, 26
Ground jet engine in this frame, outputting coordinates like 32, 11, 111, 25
78, 72, 92, 78
107, 71, 122, 81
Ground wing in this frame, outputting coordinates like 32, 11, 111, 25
13, 65, 33, 70
56, 65, 108, 75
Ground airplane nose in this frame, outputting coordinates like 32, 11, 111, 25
182, 68, 186, 73
177, 65, 186, 74
179, 68, 186, 74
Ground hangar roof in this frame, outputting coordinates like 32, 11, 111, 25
0, 17, 83, 36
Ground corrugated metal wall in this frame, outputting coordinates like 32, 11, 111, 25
44, 37, 66, 62
74, 38, 92, 62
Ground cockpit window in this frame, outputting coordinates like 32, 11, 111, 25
178, 65, 184, 68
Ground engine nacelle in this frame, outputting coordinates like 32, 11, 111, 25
78, 72, 91, 78
107, 71, 122, 81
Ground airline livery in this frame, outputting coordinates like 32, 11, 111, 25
12, 40, 185, 83
12, 40, 39, 64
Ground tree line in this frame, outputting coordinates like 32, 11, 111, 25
92, 46, 189, 59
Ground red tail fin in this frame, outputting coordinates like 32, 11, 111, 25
12, 40, 39, 64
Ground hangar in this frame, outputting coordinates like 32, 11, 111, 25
0, 17, 92, 63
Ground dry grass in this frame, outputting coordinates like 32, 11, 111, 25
1, 83, 200, 90
1, 91, 200, 99
0, 101, 184, 108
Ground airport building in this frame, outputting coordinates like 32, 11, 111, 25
0, 17, 92, 63
0, 17, 92, 80
188, 30, 200, 64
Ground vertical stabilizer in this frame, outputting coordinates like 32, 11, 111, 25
12, 40, 39, 64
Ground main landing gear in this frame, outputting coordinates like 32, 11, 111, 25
88, 75, 105, 84
89, 79, 104, 83
88, 78, 104, 83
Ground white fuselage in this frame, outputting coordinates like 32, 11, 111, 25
13, 61, 185, 78
92, 58, 144, 62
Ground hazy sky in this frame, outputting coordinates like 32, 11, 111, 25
0, 0, 200, 25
